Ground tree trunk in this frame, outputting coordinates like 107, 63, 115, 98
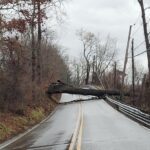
131, 39, 135, 105
47, 84, 130, 97
31, 1, 36, 100
114, 62, 117, 89
85, 64, 90, 84
37, 1, 42, 84
138, 0, 150, 78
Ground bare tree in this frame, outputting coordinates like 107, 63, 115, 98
71, 57, 87, 85
94, 36, 116, 78
77, 29, 96, 84
0, 0, 69, 112
77, 29, 116, 86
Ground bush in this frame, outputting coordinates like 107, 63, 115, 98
0, 123, 11, 141
29, 108, 45, 123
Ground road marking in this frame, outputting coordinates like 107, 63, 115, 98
0, 107, 59, 150
68, 103, 84, 150
68, 104, 81, 150
76, 104, 83, 150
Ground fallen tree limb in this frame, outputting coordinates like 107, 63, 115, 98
46, 83, 130, 97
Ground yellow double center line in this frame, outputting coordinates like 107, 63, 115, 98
76, 104, 84, 150
68, 103, 84, 150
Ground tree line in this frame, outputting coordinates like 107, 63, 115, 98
0, 0, 70, 112
71, 26, 150, 113
0, 0, 150, 114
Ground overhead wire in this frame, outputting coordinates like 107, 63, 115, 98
114, 12, 150, 63
131, 13, 150, 58
134, 40, 145, 51
134, 50, 147, 58
133, 13, 141, 26
131, 23, 143, 37
128, 50, 148, 59
131, 13, 143, 37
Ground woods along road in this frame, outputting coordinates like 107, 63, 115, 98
0, 94, 150, 150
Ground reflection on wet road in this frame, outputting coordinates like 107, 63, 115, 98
1, 94, 150, 150
82, 100, 150, 150
1, 101, 79, 150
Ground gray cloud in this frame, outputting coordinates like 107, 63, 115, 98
56, 0, 150, 70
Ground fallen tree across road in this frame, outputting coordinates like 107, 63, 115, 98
46, 82, 130, 97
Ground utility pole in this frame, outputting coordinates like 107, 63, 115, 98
120, 25, 132, 101
114, 62, 117, 89
138, 0, 150, 78
131, 39, 135, 105
122, 25, 132, 89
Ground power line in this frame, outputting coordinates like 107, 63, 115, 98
116, 41, 146, 62
131, 15, 150, 38
134, 50, 147, 57
115, 14, 149, 63
134, 40, 145, 50
148, 16, 150, 24
133, 13, 141, 26
131, 23, 143, 37
115, 50, 146, 62
128, 50, 147, 58
130, 12, 143, 37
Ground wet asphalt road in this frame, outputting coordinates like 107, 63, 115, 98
1, 94, 150, 150
1, 102, 79, 150
82, 100, 150, 150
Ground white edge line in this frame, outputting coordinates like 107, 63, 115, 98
0, 106, 59, 150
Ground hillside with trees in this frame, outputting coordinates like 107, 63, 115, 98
0, 0, 70, 142
0, 0, 150, 144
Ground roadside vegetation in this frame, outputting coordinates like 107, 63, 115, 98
0, 99, 57, 142
71, 28, 150, 113
0, 0, 150, 144
0, 0, 70, 142
68, 2, 150, 114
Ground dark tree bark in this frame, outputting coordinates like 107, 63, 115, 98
131, 39, 135, 105
138, 0, 150, 78
37, 1, 42, 84
31, 1, 36, 100
47, 84, 130, 97
83, 43, 90, 85
114, 62, 117, 89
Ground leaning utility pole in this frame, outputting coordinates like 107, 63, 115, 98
138, 0, 150, 78
131, 39, 135, 104
122, 25, 132, 89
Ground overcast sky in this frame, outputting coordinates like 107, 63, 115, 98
55, 0, 150, 70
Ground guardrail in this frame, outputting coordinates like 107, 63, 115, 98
106, 96, 150, 128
